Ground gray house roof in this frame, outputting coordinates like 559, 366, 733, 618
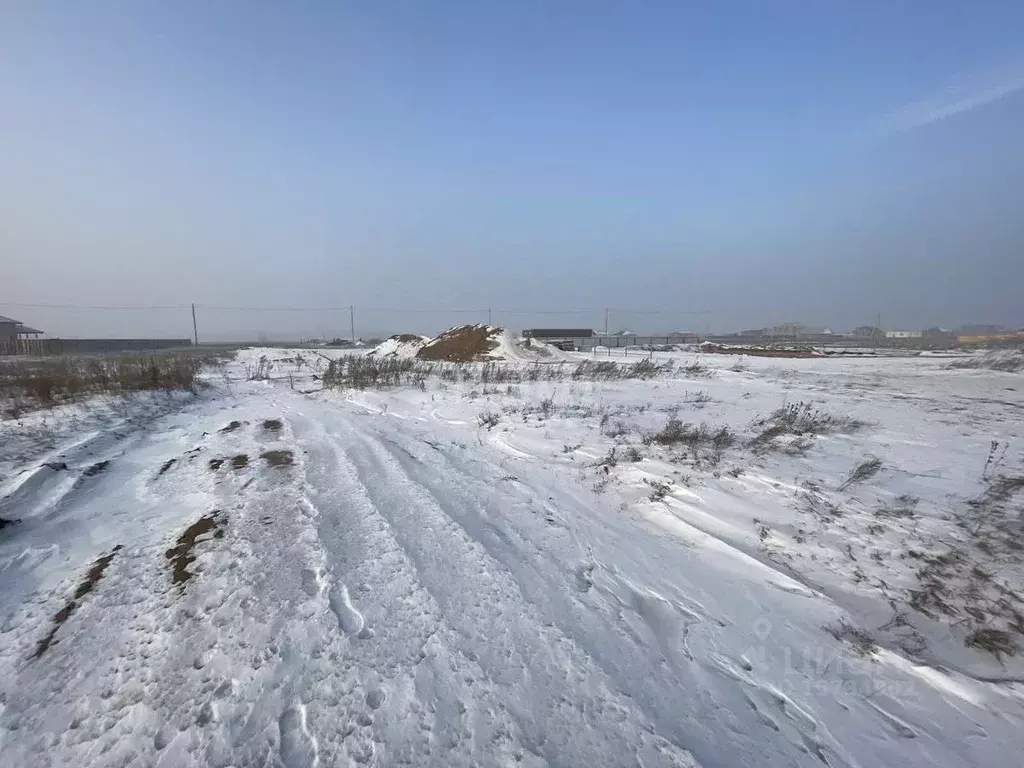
0, 315, 44, 335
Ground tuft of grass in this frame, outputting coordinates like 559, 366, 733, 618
838, 457, 883, 491
643, 417, 735, 465
647, 480, 671, 502
826, 620, 878, 657
965, 628, 1019, 661
748, 401, 864, 454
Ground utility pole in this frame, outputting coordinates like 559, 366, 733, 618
349, 305, 355, 344
604, 308, 609, 336
488, 307, 492, 326
191, 303, 198, 345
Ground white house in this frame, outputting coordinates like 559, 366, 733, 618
885, 330, 923, 339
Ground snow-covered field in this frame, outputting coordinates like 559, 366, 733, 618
1, 346, 1023, 767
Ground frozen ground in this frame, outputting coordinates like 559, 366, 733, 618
1, 346, 1023, 767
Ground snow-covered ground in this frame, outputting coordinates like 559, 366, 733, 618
1, 347, 1023, 767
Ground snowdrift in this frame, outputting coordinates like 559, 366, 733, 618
367, 334, 431, 359
950, 348, 1024, 372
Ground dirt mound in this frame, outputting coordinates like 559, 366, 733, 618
699, 342, 822, 359
417, 325, 501, 362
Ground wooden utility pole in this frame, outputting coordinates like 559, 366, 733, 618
191, 303, 198, 345
488, 307, 492, 326
349, 305, 355, 343
604, 308, 609, 336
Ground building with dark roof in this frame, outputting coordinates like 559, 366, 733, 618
0, 314, 44, 341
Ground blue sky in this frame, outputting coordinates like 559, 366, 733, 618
2, 1, 1022, 338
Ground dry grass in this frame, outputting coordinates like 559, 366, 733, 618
748, 401, 864, 454
2, 352, 210, 418
904, 467, 1024, 660
322, 356, 678, 391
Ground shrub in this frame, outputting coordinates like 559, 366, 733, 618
478, 410, 501, 430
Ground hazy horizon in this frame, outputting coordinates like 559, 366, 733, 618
4, 2, 1023, 341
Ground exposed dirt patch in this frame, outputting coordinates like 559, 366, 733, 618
208, 457, 224, 471
220, 420, 243, 433
158, 458, 176, 476
262, 419, 283, 431
165, 512, 224, 588
231, 454, 249, 469
34, 545, 123, 658
417, 325, 500, 362
83, 460, 110, 477
261, 449, 294, 468
393, 334, 423, 343
699, 343, 821, 359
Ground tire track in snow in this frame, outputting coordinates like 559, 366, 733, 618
288, 408, 545, 767
325, 412, 702, 768
337, 408, 861, 768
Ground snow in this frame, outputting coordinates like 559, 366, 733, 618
1, 347, 1023, 766
486, 330, 571, 362
367, 335, 430, 359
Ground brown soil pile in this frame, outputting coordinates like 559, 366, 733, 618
700, 343, 821, 359
35, 546, 122, 658
261, 449, 294, 468
166, 512, 224, 588
417, 325, 500, 363
392, 334, 424, 343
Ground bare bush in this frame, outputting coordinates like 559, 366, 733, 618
622, 446, 643, 462
477, 410, 501, 430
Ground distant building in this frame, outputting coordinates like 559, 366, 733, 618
885, 330, 923, 339
0, 314, 44, 341
770, 323, 832, 337
852, 325, 884, 338
958, 324, 1004, 335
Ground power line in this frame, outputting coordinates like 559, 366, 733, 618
4, 300, 712, 315
0, 301, 189, 310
